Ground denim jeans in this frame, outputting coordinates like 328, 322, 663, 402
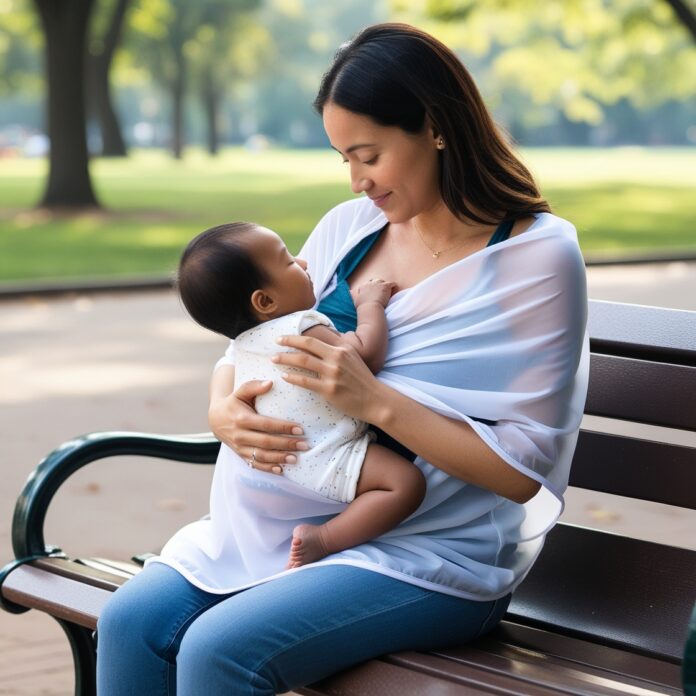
96, 562, 510, 695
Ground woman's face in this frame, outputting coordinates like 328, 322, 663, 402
322, 102, 443, 223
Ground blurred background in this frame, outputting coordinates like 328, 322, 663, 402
1, 2, 695, 693
0, 0, 695, 286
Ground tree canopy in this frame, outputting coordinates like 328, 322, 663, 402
392, 0, 696, 130
1, 0, 693, 208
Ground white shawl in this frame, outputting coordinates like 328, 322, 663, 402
152, 197, 589, 600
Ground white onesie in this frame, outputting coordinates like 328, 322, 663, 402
233, 309, 373, 503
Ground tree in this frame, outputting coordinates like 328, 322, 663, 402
187, 5, 266, 155
33, 0, 99, 208
128, 0, 260, 159
86, 0, 132, 157
241, 0, 388, 146
393, 0, 696, 131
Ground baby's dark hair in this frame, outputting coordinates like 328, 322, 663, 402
177, 222, 267, 339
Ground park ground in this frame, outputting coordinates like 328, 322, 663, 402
1, 146, 696, 285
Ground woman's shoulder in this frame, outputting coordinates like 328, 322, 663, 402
529, 211, 576, 236
315, 197, 385, 236
521, 212, 586, 279
526, 213, 582, 256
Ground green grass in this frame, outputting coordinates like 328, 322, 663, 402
524, 147, 696, 255
1, 147, 694, 284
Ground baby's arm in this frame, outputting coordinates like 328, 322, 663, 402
303, 280, 395, 374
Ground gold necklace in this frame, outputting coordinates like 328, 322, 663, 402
413, 220, 469, 259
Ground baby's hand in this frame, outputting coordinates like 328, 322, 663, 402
355, 278, 396, 308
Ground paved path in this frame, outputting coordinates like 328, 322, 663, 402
1, 260, 695, 695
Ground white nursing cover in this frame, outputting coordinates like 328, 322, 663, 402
151, 197, 589, 600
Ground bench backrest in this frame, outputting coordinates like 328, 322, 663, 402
509, 300, 696, 662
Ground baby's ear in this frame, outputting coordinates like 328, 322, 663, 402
250, 288, 278, 318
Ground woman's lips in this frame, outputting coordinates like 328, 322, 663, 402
370, 192, 391, 208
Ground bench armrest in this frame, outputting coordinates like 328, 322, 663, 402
11, 431, 220, 559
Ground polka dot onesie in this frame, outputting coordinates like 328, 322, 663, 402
234, 310, 373, 503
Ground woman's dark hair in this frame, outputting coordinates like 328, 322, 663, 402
314, 23, 551, 224
177, 222, 267, 339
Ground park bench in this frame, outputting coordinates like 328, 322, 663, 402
1, 298, 695, 695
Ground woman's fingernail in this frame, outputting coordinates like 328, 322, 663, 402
275, 337, 285, 345
271, 355, 279, 362
296, 441, 309, 451
272, 466, 283, 474
285, 454, 297, 464
291, 426, 304, 435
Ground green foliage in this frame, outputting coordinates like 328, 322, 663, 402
238, 0, 389, 145
393, 0, 696, 126
0, 0, 41, 94
0, 147, 694, 283
126, 0, 260, 88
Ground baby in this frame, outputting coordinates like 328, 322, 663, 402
178, 222, 426, 569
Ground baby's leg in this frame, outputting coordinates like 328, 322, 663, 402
287, 445, 426, 568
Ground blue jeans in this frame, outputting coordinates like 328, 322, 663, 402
96, 562, 510, 695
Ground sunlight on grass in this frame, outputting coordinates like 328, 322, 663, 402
0, 147, 694, 283
524, 147, 696, 187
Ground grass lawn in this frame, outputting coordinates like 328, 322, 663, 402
0, 146, 694, 284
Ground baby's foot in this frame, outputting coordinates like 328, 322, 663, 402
286, 524, 330, 569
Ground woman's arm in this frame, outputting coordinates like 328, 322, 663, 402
208, 365, 308, 474
272, 336, 541, 503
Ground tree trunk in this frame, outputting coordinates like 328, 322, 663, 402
34, 0, 99, 209
203, 68, 220, 156
88, 52, 127, 156
171, 49, 186, 159
87, 0, 130, 157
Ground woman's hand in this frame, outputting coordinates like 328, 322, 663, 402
272, 335, 384, 423
209, 379, 308, 475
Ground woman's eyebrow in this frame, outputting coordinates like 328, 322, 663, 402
330, 143, 376, 155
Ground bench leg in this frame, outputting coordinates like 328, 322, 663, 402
57, 619, 96, 696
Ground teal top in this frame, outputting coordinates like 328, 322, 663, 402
315, 218, 515, 460
316, 218, 515, 333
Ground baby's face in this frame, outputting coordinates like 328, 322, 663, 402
247, 226, 316, 314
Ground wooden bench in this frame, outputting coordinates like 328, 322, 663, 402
2, 299, 695, 695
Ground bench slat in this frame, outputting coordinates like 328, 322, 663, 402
399, 645, 681, 695
302, 654, 560, 695
509, 524, 696, 662
570, 430, 696, 509
385, 651, 582, 695
2, 565, 109, 629
481, 621, 682, 689
302, 641, 679, 696
74, 557, 141, 579
588, 300, 696, 366
587, 354, 696, 431
33, 557, 130, 592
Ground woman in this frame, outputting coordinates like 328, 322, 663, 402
97, 23, 588, 695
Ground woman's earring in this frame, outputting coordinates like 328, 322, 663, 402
436, 136, 445, 150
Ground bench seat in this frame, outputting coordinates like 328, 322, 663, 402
2, 555, 683, 694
